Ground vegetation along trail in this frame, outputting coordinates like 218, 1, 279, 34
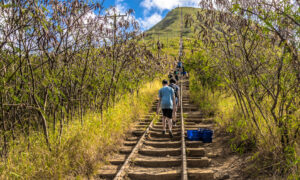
97, 77, 244, 180
0, 0, 299, 179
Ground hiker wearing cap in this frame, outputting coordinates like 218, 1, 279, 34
156, 80, 176, 138
169, 78, 180, 126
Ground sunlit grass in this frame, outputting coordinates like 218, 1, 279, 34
0, 80, 161, 179
188, 72, 300, 178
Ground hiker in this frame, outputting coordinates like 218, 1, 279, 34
177, 60, 183, 70
169, 78, 180, 126
157, 40, 161, 50
157, 80, 176, 138
174, 69, 179, 81
181, 66, 188, 77
168, 72, 173, 79
183, 71, 188, 77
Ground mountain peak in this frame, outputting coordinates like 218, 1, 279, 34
146, 7, 200, 38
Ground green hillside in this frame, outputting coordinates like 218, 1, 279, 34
145, 7, 200, 39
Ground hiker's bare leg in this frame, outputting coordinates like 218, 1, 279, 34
174, 109, 177, 124
162, 116, 166, 132
167, 118, 172, 132
173, 106, 177, 125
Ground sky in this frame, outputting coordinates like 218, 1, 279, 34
102, 0, 200, 30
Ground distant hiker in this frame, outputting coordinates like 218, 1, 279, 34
157, 41, 161, 50
157, 80, 176, 138
174, 69, 179, 81
169, 78, 180, 126
182, 67, 188, 77
183, 71, 188, 77
175, 74, 179, 81
168, 73, 173, 79
177, 60, 183, 69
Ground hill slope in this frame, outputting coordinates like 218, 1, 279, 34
146, 7, 200, 38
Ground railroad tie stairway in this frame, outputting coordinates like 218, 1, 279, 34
97, 78, 217, 180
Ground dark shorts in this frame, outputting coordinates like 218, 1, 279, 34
162, 109, 173, 118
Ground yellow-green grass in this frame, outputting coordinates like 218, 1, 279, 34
143, 36, 196, 63
0, 80, 161, 179
214, 92, 299, 178
188, 72, 300, 178
146, 7, 200, 38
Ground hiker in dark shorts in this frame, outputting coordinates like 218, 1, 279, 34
169, 79, 180, 126
181, 66, 188, 77
156, 80, 176, 138
174, 69, 179, 81
168, 72, 173, 79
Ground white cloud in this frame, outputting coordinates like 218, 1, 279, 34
115, 0, 127, 14
138, 13, 162, 30
82, 11, 96, 25
138, 0, 200, 30
140, 0, 199, 11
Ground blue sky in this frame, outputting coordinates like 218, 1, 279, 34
102, 0, 199, 30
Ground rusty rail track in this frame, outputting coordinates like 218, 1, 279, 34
98, 77, 216, 180
113, 114, 156, 180
111, 78, 188, 180
180, 79, 188, 180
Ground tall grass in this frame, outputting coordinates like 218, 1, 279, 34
0, 80, 161, 179
188, 71, 218, 116
188, 72, 299, 179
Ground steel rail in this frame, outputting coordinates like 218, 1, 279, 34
113, 112, 156, 180
180, 78, 188, 180
114, 77, 188, 180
